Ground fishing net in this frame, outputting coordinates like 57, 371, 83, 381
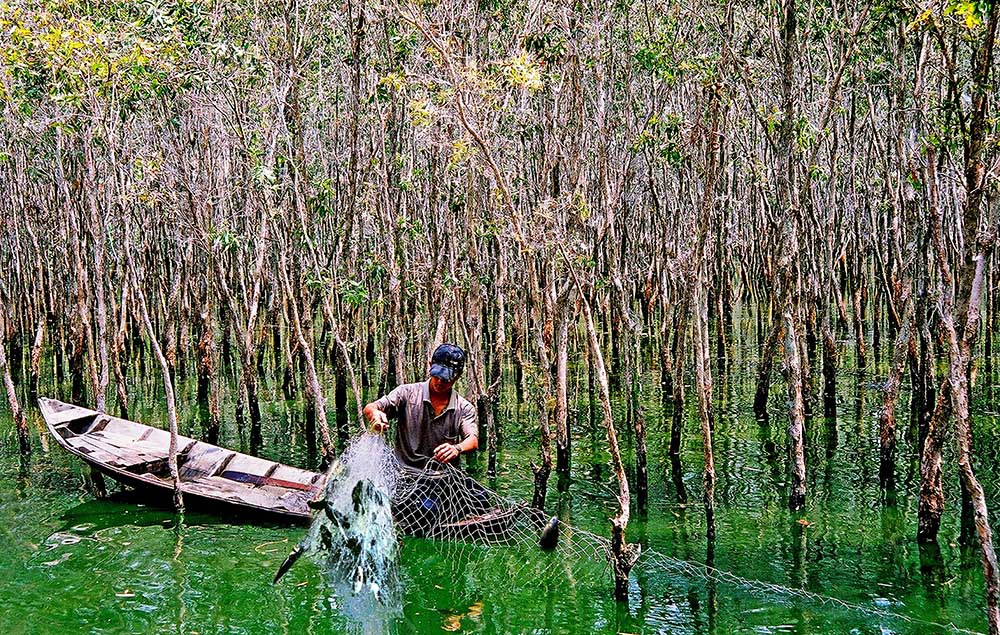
281, 434, 983, 635
276, 434, 403, 621
279, 433, 612, 591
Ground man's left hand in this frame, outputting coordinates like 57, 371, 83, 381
433, 443, 460, 463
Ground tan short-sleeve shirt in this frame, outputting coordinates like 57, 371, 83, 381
374, 381, 478, 468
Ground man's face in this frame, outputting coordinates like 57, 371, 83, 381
428, 374, 456, 393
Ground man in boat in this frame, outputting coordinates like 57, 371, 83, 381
363, 342, 479, 469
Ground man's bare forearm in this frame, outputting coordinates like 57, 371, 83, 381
456, 435, 478, 454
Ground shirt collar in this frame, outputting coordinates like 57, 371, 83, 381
422, 381, 457, 412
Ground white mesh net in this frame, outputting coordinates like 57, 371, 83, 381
276, 434, 981, 635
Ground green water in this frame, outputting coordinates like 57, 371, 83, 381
2, 353, 999, 634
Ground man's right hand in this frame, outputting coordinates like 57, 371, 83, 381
369, 409, 389, 434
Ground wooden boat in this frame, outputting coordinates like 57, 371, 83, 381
39, 398, 325, 522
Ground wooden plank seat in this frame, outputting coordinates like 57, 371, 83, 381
64, 437, 130, 469
217, 454, 318, 493
268, 465, 321, 489
68, 433, 195, 475
178, 446, 232, 480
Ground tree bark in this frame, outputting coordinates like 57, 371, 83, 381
555, 314, 571, 477
753, 319, 781, 419
567, 253, 638, 601
693, 282, 716, 540
879, 288, 913, 489
130, 266, 183, 512
0, 308, 30, 455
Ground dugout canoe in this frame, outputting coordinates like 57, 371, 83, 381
39, 398, 325, 522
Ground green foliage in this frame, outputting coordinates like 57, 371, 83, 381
633, 15, 684, 83
501, 53, 545, 92
386, 25, 419, 65
339, 279, 369, 307
304, 270, 332, 292
523, 27, 567, 64
309, 173, 337, 218
396, 216, 424, 240
630, 113, 686, 167
944, 0, 993, 28
362, 254, 387, 282
408, 98, 434, 127
447, 137, 476, 169
633, 36, 678, 81
1, 0, 209, 113
209, 228, 241, 254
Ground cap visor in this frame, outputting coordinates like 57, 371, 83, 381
429, 364, 455, 382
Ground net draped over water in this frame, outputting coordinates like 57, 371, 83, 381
292, 434, 983, 635
292, 434, 612, 594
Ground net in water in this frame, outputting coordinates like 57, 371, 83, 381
274, 434, 402, 618
274, 433, 611, 595
276, 434, 977, 634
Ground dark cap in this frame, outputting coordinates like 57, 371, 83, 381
429, 343, 466, 383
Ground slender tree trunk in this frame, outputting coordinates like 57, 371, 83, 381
753, 320, 782, 419
131, 271, 183, 512
670, 309, 688, 455
852, 283, 868, 372
555, 315, 571, 477
566, 252, 638, 601
783, 308, 808, 511
918, 382, 950, 543
821, 312, 837, 416
28, 316, 44, 402
0, 311, 30, 455
111, 285, 130, 420
944, 252, 999, 632
918, 149, 950, 545
659, 300, 674, 402
243, 361, 263, 452
83, 136, 110, 413
693, 282, 716, 541
335, 356, 350, 446
197, 297, 220, 444
879, 289, 913, 489
529, 267, 554, 511
279, 252, 334, 458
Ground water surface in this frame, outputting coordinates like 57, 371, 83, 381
1, 348, 998, 634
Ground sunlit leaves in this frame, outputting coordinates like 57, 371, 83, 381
448, 137, 476, 169
501, 53, 544, 92
944, 0, 990, 29
0, 0, 206, 114
907, 0, 994, 31
408, 98, 434, 127
378, 72, 406, 94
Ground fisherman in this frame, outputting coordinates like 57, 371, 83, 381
363, 343, 479, 469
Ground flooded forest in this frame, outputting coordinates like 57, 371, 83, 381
2, 0, 1000, 634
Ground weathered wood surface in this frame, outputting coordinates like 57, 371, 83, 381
39, 398, 324, 521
